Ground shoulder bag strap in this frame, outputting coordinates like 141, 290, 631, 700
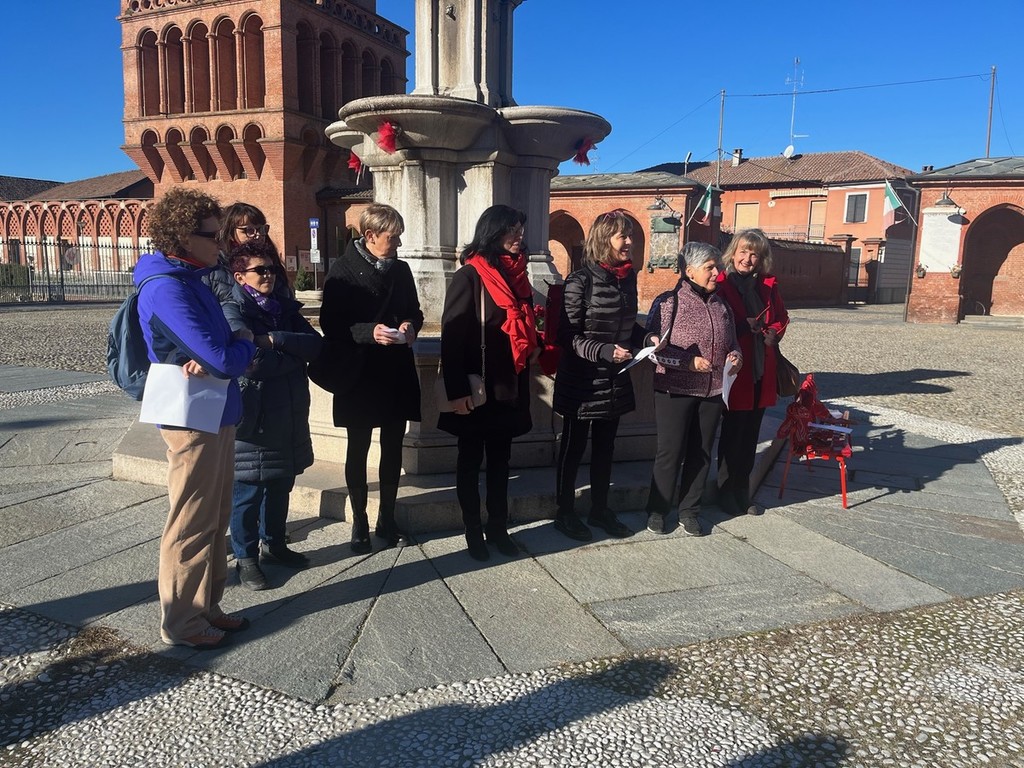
479, 282, 487, 381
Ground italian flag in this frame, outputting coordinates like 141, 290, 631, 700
694, 184, 714, 224
883, 180, 903, 229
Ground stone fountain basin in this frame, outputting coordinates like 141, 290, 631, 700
498, 106, 612, 161
334, 95, 496, 152
324, 119, 364, 152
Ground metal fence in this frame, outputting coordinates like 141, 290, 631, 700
0, 238, 142, 304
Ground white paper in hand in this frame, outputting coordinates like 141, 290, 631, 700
139, 363, 230, 433
722, 362, 740, 407
618, 344, 659, 375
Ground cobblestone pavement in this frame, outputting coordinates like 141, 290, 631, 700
3, 301, 1024, 767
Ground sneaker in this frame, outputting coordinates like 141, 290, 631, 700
679, 513, 705, 537
236, 558, 269, 591
646, 512, 667, 535
208, 613, 250, 633
262, 544, 310, 569
553, 512, 593, 542
486, 529, 520, 557
587, 510, 632, 539
163, 625, 228, 650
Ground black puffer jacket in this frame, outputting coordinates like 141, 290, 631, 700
553, 262, 648, 419
223, 285, 323, 482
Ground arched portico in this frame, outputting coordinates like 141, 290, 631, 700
548, 211, 585, 278
960, 204, 1024, 317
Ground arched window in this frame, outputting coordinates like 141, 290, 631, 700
214, 18, 237, 110
380, 58, 397, 95
340, 40, 358, 103
141, 129, 164, 182
139, 30, 160, 116
320, 32, 338, 119
216, 125, 242, 180
241, 14, 265, 109
361, 50, 378, 97
189, 22, 211, 112
241, 123, 266, 179
165, 26, 185, 115
296, 22, 316, 114
189, 126, 215, 181
165, 128, 190, 182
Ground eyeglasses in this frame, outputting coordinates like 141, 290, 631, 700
192, 230, 219, 239
236, 224, 270, 237
238, 265, 276, 277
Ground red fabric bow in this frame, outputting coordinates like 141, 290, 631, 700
376, 121, 398, 153
573, 137, 595, 165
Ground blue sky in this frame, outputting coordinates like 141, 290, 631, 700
1, 1, 1020, 182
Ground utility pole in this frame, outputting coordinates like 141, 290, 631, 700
986, 65, 996, 158
717, 89, 725, 189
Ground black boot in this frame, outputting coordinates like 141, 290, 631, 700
348, 485, 371, 554
485, 516, 520, 557
587, 508, 632, 538
717, 479, 745, 517
374, 483, 410, 548
465, 526, 490, 561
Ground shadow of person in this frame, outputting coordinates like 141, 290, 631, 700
724, 731, 849, 766
256, 657, 677, 767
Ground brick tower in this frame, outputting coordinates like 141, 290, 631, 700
118, 0, 408, 270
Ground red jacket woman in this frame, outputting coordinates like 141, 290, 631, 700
716, 229, 789, 517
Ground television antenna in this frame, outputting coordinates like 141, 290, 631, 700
786, 57, 809, 151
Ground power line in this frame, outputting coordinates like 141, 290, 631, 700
731, 72, 990, 98
604, 92, 720, 172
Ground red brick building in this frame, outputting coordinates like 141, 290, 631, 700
906, 157, 1024, 323
648, 150, 918, 304
0, 0, 408, 285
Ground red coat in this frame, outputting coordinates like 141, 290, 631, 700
716, 272, 788, 411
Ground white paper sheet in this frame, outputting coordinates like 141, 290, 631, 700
722, 363, 740, 407
139, 363, 230, 434
618, 344, 659, 374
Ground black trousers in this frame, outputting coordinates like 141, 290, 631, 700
456, 431, 513, 532
345, 421, 406, 512
555, 415, 620, 515
718, 406, 766, 507
648, 392, 724, 515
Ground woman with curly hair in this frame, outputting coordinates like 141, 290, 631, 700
135, 187, 256, 649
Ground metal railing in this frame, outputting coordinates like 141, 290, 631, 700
0, 238, 143, 303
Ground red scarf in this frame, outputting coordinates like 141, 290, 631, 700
600, 261, 634, 280
468, 254, 538, 373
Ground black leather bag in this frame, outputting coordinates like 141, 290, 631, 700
308, 336, 364, 395
775, 350, 800, 398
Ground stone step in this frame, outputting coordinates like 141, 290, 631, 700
112, 416, 786, 533
959, 314, 1024, 329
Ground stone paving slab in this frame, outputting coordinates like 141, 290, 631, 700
0, 365, 105, 392
531, 532, 795, 604
423, 532, 626, 673
590, 572, 863, 649
325, 543, 505, 704
719, 514, 951, 612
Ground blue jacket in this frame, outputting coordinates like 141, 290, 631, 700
223, 283, 322, 481
134, 251, 256, 427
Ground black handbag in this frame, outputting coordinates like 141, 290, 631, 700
435, 282, 487, 412
775, 349, 800, 398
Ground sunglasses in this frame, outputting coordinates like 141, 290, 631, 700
192, 230, 219, 239
238, 265, 276, 277
236, 224, 270, 237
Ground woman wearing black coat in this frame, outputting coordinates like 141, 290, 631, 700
552, 210, 653, 541
319, 204, 424, 553
223, 241, 322, 590
438, 205, 540, 562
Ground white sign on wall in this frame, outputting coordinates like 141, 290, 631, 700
918, 207, 963, 272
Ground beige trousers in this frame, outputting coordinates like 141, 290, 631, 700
158, 426, 235, 643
